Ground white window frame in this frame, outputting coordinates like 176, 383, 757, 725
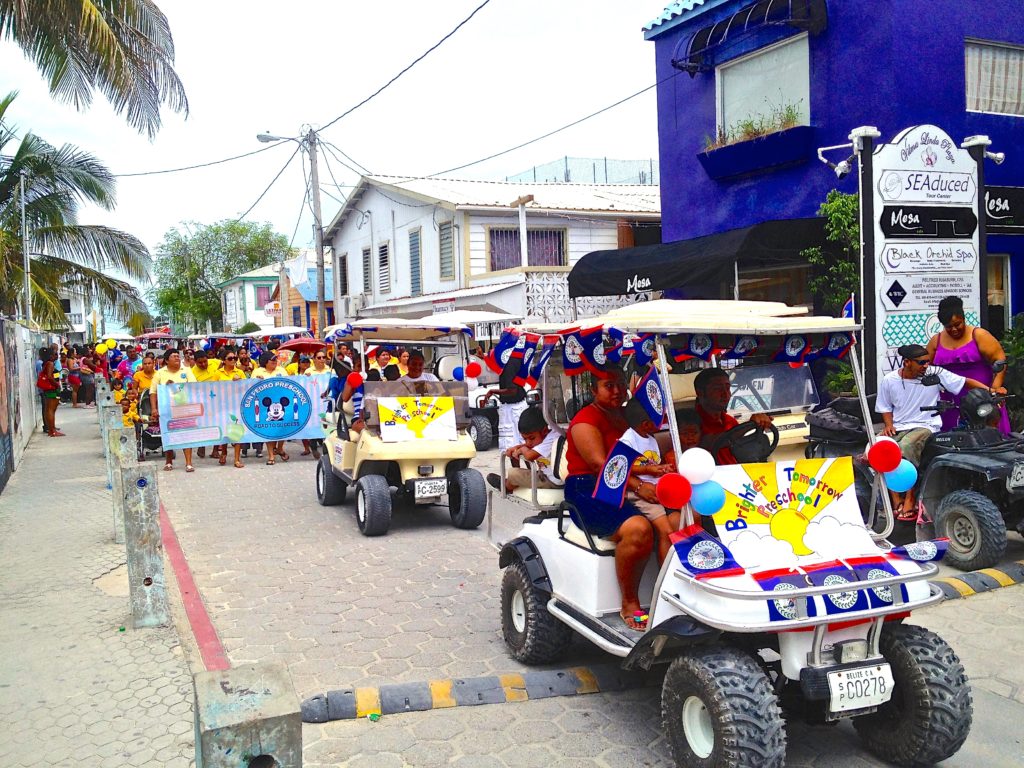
361, 247, 372, 294
408, 227, 423, 297
438, 221, 455, 281
378, 241, 391, 294
715, 32, 810, 137
965, 38, 1024, 118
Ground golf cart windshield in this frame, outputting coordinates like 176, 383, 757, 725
727, 362, 819, 415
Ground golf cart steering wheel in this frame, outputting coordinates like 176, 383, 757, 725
710, 421, 780, 463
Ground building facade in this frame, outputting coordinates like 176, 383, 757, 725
218, 264, 281, 332
645, 0, 1024, 324
323, 176, 661, 323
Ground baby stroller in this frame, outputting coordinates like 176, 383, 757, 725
136, 395, 165, 460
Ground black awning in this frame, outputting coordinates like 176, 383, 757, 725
672, 0, 828, 75
568, 217, 828, 299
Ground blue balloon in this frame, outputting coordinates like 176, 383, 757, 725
690, 480, 726, 516
452, 366, 465, 381
884, 459, 918, 493
201, 341, 210, 350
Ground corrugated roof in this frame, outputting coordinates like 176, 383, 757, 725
644, 0, 729, 38
366, 175, 660, 214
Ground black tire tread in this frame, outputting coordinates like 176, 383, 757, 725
853, 623, 972, 766
469, 415, 494, 451
935, 489, 1006, 571
316, 455, 346, 506
500, 560, 572, 664
356, 475, 392, 536
449, 468, 487, 529
662, 646, 785, 768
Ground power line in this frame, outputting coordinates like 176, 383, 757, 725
236, 143, 302, 222
113, 141, 287, 177
319, 0, 494, 132
320, 141, 365, 182
321, 140, 372, 175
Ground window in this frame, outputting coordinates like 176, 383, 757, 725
438, 221, 455, 280
292, 306, 301, 326
338, 253, 349, 296
717, 34, 809, 138
255, 285, 271, 308
488, 228, 567, 272
378, 242, 390, 293
59, 298, 72, 313
408, 229, 422, 297
327, 307, 335, 326
362, 247, 372, 293
966, 40, 1024, 116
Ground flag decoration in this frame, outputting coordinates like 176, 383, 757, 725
634, 366, 666, 427
774, 334, 813, 365
633, 333, 657, 368
801, 560, 870, 616
670, 524, 743, 577
885, 538, 949, 563
844, 555, 908, 609
842, 295, 855, 319
528, 334, 559, 386
487, 328, 521, 373
721, 335, 760, 359
606, 328, 637, 364
751, 567, 819, 622
579, 326, 607, 373
805, 332, 855, 362
562, 330, 589, 376
513, 335, 539, 387
592, 440, 643, 508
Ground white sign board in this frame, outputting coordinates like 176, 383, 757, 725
872, 125, 980, 383
377, 396, 458, 442
264, 300, 282, 317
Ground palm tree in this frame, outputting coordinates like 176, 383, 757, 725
0, 92, 151, 332
0, 0, 188, 138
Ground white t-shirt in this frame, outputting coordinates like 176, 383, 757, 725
876, 368, 967, 432
531, 430, 564, 486
618, 428, 662, 472
402, 372, 440, 383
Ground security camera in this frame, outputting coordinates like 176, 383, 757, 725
834, 159, 852, 179
985, 150, 1006, 165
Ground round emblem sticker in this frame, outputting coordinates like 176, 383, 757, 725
772, 582, 799, 620
241, 378, 313, 440
785, 336, 806, 358
565, 336, 583, 364
904, 541, 937, 561
689, 334, 712, 357
866, 568, 893, 604
687, 540, 725, 571
602, 455, 630, 489
641, 338, 655, 358
593, 343, 607, 365
500, 347, 513, 365
734, 336, 757, 356
823, 574, 858, 610
645, 379, 663, 417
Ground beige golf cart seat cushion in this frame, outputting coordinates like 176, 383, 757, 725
509, 435, 569, 506
436, 354, 461, 381
561, 519, 616, 552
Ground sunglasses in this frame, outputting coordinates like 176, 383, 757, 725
225, 356, 237, 361
315, 355, 326, 360
912, 358, 929, 366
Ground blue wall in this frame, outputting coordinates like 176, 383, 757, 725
649, 0, 1024, 306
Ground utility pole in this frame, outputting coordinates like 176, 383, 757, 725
20, 169, 32, 326
307, 128, 327, 337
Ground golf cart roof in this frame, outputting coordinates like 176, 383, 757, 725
330, 318, 473, 343
586, 300, 859, 336
417, 310, 522, 326
246, 326, 312, 338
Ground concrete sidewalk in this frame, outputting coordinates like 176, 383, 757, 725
0, 406, 194, 767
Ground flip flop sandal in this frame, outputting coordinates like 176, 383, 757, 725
266, 459, 276, 465
234, 461, 244, 469
279, 452, 290, 462
219, 455, 227, 466
896, 507, 917, 522
619, 610, 649, 631
163, 463, 173, 471
185, 464, 195, 473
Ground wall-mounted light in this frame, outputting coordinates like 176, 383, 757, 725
985, 150, 1006, 165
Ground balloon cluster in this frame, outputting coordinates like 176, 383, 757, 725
452, 366, 465, 381
465, 361, 482, 378
867, 437, 917, 492
655, 448, 726, 515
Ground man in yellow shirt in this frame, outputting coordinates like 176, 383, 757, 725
191, 349, 219, 382
150, 349, 198, 472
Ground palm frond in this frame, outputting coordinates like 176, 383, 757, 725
32, 224, 151, 281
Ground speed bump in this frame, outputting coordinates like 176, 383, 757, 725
932, 559, 1024, 600
300, 664, 653, 723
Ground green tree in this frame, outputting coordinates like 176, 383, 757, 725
0, 92, 151, 331
801, 189, 860, 315
235, 321, 262, 334
151, 220, 290, 332
0, 0, 187, 138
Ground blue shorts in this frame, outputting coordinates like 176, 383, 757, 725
564, 474, 643, 538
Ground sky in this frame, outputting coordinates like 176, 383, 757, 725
0, 0, 664, 283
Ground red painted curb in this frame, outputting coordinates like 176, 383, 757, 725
159, 502, 230, 671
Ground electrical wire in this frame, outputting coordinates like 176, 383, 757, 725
289, 177, 310, 248
320, 141, 369, 180
319, 0, 493, 132
235, 143, 302, 222
321, 140, 372, 175
113, 141, 287, 177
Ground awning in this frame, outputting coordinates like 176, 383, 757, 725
568, 218, 829, 299
361, 279, 523, 315
672, 0, 827, 75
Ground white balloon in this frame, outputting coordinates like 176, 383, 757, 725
678, 447, 716, 485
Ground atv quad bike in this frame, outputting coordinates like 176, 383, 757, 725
492, 300, 971, 768
316, 319, 487, 536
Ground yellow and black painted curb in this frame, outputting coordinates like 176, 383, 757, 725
301, 664, 655, 723
932, 560, 1024, 600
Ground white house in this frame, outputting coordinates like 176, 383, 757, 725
218, 264, 281, 332
58, 291, 89, 342
322, 176, 661, 323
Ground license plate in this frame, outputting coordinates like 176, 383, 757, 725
827, 663, 894, 713
414, 478, 448, 499
1009, 461, 1024, 491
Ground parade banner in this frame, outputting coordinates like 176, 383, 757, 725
156, 376, 324, 450
377, 396, 457, 442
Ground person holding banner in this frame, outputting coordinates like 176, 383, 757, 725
252, 352, 290, 464
563, 368, 655, 630
150, 349, 197, 472
216, 351, 248, 468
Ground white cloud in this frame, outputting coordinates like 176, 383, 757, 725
728, 529, 799, 570
802, 516, 877, 560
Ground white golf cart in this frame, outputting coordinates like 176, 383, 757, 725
492, 300, 971, 768
315, 318, 487, 536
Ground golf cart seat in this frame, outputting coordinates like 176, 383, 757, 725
508, 434, 569, 507
436, 354, 460, 381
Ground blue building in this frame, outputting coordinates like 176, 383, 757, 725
642, 0, 1024, 329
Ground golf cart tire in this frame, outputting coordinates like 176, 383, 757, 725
356, 475, 392, 536
934, 489, 1006, 571
316, 455, 346, 506
501, 559, 573, 664
469, 415, 494, 451
853, 623, 972, 766
662, 646, 785, 768
449, 468, 487, 529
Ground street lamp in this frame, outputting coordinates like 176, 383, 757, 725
257, 130, 327, 337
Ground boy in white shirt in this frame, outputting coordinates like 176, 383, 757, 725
488, 406, 563, 491
620, 398, 678, 563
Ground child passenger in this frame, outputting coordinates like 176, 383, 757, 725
488, 406, 564, 492
663, 408, 702, 467
619, 398, 680, 564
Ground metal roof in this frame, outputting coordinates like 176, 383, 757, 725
644, 0, 729, 39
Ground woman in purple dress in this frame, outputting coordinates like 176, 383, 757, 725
926, 295, 1010, 433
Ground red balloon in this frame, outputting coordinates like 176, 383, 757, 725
346, 372, 364, 389
465, 361, 482, 378
867, 439, 902, 473
656, 473, 692, 509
